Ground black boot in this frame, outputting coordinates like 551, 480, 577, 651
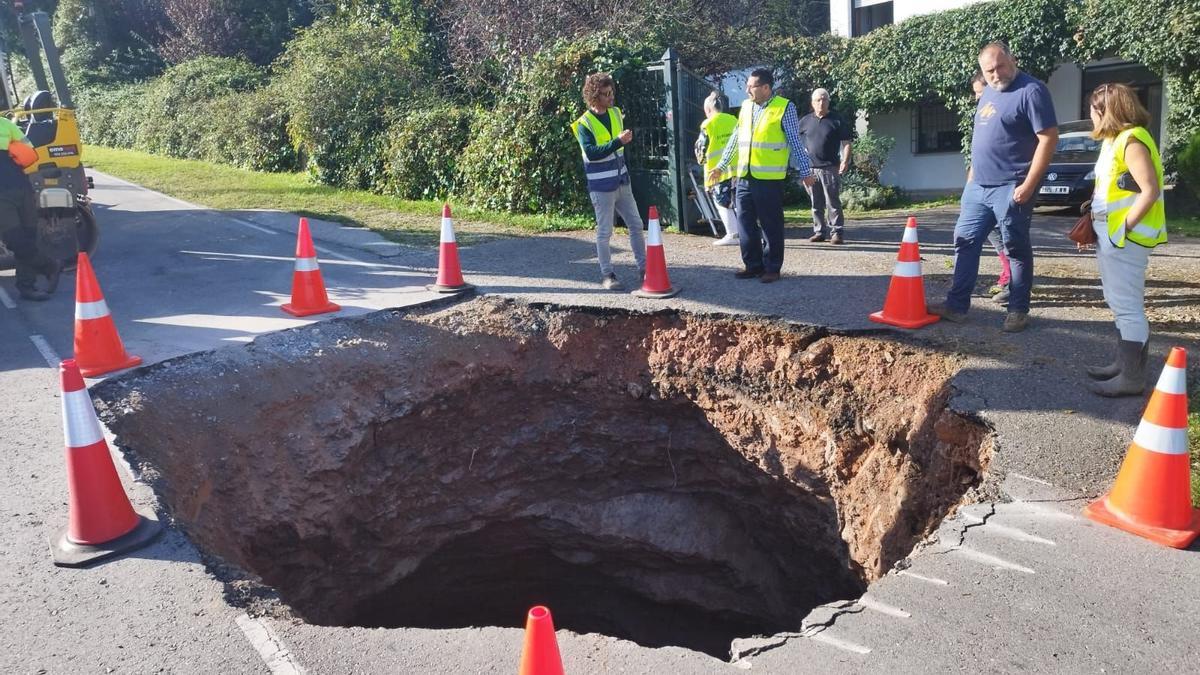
1086, 336, 1148, 380
1089, 340, 1148, 397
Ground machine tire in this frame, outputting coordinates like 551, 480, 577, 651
61, 203, 99, 271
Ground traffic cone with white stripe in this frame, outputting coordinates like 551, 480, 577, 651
632, 206, 679, 299
281, 218, 340, 317
869, 216, 939, 328
1084, 347, 1200, 548
51, 359, 162, 567
518, 606, 564, 675
428, 204, 474, 293
73, 253, 142, 377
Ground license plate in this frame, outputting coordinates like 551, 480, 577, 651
1040, 185, 1070, 195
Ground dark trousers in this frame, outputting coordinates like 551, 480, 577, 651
735, 177, 785, 273
0, 187, 43, 289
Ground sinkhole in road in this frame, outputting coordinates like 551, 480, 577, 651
94, 297, 990, 660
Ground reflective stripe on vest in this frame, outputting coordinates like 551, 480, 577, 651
1100, 126, 1166, 249
573, 107, 628, 193
736, 96, 791, 180
701, 112, 737, 187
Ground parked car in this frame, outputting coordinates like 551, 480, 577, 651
1036, 120, 1099, 212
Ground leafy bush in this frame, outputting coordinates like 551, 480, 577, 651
850, 131, 896, 184
381, 106, 476, 200
198, 85, 300, 172
840, 171, 900, 211
136, 57, 267, 158
274, 14, 434, 189
75, 83, 151, 149
458, 35, 652, 215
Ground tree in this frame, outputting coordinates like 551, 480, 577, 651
153, 0, 312, 66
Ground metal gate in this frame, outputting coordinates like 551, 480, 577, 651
621, 48, 716, 233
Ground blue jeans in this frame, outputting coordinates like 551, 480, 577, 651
946, 182, 1034, 313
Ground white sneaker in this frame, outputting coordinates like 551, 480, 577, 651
713, 234, 739, 247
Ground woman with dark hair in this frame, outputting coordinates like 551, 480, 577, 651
1083, 83, 1166, 397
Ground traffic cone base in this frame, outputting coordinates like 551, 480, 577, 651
78, 354, 142, 378
51, 513, 162, 568
428, 282, 476, 293
869, 309, 938, 329
632, 286, 679, 299
281, 299, 341, 317
1083, 494, 1200, 549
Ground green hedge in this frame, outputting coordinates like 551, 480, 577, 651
459, 35, 651, 215
75, 83, 151, 150
274, 14, 434, 189
381, 106, 476, 200
136, 57, 267, 159
198, 86, 300, 173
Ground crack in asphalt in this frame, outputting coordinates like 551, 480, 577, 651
930, 502, 998, 555
729, 602, 867, 662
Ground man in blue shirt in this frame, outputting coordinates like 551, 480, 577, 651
930, 42, 1058, 332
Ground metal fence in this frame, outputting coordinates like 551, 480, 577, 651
620, 48, 718, 233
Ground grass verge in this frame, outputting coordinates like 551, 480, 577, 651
1169, 215, 1200, 238
83, 146, 593, 246
784, 195, 959, 224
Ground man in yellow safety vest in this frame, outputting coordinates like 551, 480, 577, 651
709, 68, 815, 283
695, 91, 739, 247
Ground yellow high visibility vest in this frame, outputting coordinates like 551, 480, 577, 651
736, 95, 790, 180
571, 107, 628, 193
700, 112, 737, 187
1098, 126, 1166, 248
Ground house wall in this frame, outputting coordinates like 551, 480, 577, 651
871, 109, 967, 194
830, 0, 990, 37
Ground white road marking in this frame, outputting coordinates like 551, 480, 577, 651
179, 250, 388, 269
313, 244, 363, 264
898, 569, 950, 586
951, 546, 1036, 574
804, 631, 872, 655
28, 334, 60, 368
961, 513, 1056, 546
856, 595, 912, 619
0, 286, 15, 309
228, 217, 279, 235
236, 613, 306, 674
1001, 502, 1079, 521
1008, 472, 1054, 487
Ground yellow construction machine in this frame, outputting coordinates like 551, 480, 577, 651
0, 3, 98, 272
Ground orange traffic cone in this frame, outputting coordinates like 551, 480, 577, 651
1084, 347, 1200, 548
632, 206, 679, 299
51, 359, 162, 567
869, 216, 939, 328
74, 252, 142, 377
518, 606, 564, 675
428, 204, 474, 293
281, 218, 341, 316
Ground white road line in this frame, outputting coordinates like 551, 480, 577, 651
804, 631, 872, 655
0, 286, 15, 309
1008, 472, 1055, 487
28, 334, 60, 368
951, 546, 1036, 574
1001, 502, 1079, 521
856, 596, 912, 619
898, 570, 950, 586
235, 613, 306, 675
961, 513, 1056, 546
313, 244, 363, 264
229, 217, 279, 235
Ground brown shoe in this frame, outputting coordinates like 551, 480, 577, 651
734, 268, 763, 279
808, 233, 827, 243
830, 232, 844, 245
760, 271, 781, 283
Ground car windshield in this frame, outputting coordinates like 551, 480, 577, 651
1052, 121, 1100, 162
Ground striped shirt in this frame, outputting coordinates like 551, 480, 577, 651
714, 96, 812, 177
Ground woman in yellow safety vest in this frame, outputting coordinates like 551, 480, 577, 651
696, 92, 740, 247
1083, 83, 1166, 397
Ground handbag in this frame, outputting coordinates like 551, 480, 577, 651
1068, 209, 1097, 246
